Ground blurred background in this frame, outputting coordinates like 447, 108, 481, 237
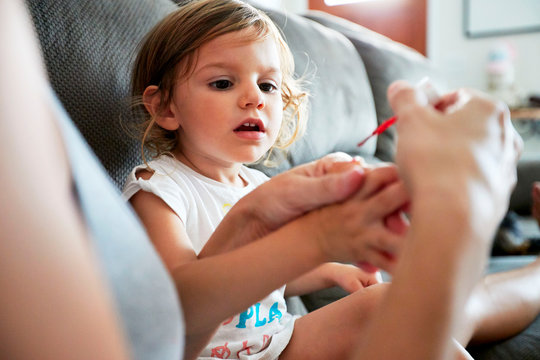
253, 0, 540, 109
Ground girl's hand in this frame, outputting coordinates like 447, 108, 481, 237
284, 261, 381, 297
323, 262, 382, 293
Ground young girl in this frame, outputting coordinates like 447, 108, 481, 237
123, 1, 398, 358
122, 1, 540, 359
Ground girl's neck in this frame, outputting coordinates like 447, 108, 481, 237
172, 150, 247, 188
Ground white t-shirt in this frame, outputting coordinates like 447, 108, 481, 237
123, 155, 296, 359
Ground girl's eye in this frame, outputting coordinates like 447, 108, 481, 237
210, 79, 233, 90
259, 82, 278, 93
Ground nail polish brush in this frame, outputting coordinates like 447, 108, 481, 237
357, 78, 440, 147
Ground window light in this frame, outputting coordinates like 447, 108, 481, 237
324, 0, 378, 5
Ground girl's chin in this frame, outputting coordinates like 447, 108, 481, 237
235, 152, 268, 165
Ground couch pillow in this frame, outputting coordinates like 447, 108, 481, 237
305, 10, 445, 162
250, 5, 380, 176
26, 0, 177, 189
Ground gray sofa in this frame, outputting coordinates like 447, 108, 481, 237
26, 0, 539, 358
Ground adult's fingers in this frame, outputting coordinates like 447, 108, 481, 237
365, 181, 410, 221
385, 210, 410, 236
354, 164, 401, 199
316, 168, 367, 205
278, 167, 366, 215
388, 80, 432, 113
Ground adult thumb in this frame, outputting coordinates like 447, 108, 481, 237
318, 167, 366, 204
387, 80, 427, 115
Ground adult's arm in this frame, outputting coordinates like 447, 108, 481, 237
0, 2, 130, 359
355, 81, 522, 360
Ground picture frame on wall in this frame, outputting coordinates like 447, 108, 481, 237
464, 0, 540, 38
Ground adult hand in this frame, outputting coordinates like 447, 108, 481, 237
388, 81, 522, 235
201, 153, 367, 257
251, 152, 367, 232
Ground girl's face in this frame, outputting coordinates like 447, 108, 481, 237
169, 28, 284, 170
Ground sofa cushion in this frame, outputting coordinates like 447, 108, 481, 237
305, 10, 445, 162
26, 0, 177, 189
250, 5, 380, 176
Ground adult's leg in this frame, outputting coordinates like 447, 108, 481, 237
280, 284, 386, 359
280, 283, 471, 360
460, 258, 540, 345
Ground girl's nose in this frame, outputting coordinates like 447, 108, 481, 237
239, 83, 265, 110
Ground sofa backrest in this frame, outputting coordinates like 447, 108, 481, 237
26, 0, 177, 189
305, 10, 445, 162
249, 5, 379, 176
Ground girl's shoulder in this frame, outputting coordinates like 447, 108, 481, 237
122, 155, 191, 201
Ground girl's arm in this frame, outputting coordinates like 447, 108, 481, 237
284, 262, 381, 297
129, 164, 409, 360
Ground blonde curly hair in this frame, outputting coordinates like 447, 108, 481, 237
131, 0, 308, 166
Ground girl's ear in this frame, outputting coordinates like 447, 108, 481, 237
142, 85, 180, 131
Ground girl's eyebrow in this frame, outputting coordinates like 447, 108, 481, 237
196, 62, 230, 72
195, 62, 281, 76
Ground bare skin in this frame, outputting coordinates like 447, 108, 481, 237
129, 23, 529, 359
4, 1, 528, 359
0, 1, 130, 359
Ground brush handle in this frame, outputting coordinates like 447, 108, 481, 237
373, 116, 397, 135
356, 116, 397, 146
357, 78, 440, 147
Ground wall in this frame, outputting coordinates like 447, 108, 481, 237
250, 0, 307, 13
255, 0, 540, 101
308, 0, 427, 55
428, 0, 540, 100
